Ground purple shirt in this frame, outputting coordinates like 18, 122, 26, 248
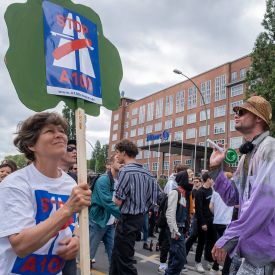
213, 133, 275, 267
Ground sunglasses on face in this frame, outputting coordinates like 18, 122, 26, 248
234, 109, 247, 117
67, 146, 77, 152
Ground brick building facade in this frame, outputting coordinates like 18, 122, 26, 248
108, 55, 251, 176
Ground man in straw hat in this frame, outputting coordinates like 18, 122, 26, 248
209, 95, 275, 275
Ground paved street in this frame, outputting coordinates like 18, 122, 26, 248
78, 237, 214, 275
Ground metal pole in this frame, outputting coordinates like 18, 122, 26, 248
173, 69, 208, 170
194, 129, 197, 175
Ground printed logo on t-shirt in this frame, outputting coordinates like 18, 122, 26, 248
11, 190, 76, 274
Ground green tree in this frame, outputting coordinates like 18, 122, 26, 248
5, 154, 28, 169
62, 104, 76, 140
246, 0, 275, 134
89, 141, 109, 173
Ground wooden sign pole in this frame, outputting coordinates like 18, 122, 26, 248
75, 107, 90, 274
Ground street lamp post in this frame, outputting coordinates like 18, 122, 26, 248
173, 69, 208, 170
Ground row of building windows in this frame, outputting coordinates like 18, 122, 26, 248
113, 82, 245, 123
120, 115, 239, 140
113, 121, 240, 144
115, 101, 243, 133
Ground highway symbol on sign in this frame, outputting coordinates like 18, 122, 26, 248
43, 1, 102, 104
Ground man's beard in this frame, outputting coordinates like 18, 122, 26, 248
235, 123, 253, 134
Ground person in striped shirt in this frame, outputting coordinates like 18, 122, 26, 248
109, 139, 160, 275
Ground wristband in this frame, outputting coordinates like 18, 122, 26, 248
72, 234, 80, 239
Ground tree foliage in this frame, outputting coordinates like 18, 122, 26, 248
89, 141, 108, 173
246, 0, 275, 134
5, 154, 28, 169
62, 104, 76, 140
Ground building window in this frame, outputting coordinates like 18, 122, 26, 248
114, 114, 119, 121
200, 80, 211, 105
112, 134, 117, 141
155, 122, 162, 132
138, 127, 144, 136
174, 131, 183, 141
144, 150, 151, 158
153, 151, 160, 157
231, 84, 243, 97
126, 112, 129, 119
155, 98, 163, 118
164, 119, 173, 129
136, 151, 142, 160
147, 102, 154, 121
124, 132, 128, 138
214, 105, 226, 118
132, 108, 138, 116
187, 113, 196, 124
131, 118, 137, 126
186, 128, 196, 139
230, 120, 236, 131
200, 109, 210, 121
176, 91, 185, 113
113, 124, 118, 131
215, 75, 226, 101
137, 139, 143, 147
187, 86, 197, 109
231, 71, 237, 82
138, 105, 146, 124
165, 95, 173, 116
146, 125, 153, 134
143, 163, 149, 170
199, 125, 210, 137
152, 162, 159, 171
185, 159, 192, 166
230, 136, 243, 149
173, 160, 181, 167
175, 116, 184, 127
124, 121, 128, 129
214, 122, 225, 134
111, 144, 115, 151
130, 129, 136, 137
164, 161, 169, 171
240, 68, 246, 79
231, 100, 243, 114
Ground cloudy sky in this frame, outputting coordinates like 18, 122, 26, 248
0, 0, 266, 160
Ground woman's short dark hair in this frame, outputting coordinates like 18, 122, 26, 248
14, 112, 68, 161
115, 139, 138, 158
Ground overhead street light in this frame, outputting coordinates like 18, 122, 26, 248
173, 69, 208, 170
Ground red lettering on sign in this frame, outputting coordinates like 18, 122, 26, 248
60, 70, 71, 84
48, 257, 62, 273
56, 14, 89, 34
42, 198, 50, 213
20, 256, 36, 272
56, 15, 65, 27
72, 72, 78, 86
40, 257, 47, 273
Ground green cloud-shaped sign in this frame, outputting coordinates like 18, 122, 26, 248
5, 0, 122, 116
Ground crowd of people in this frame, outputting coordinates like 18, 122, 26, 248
0, 95, 275, 275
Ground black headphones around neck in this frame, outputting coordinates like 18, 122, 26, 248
239, 141, 254, 155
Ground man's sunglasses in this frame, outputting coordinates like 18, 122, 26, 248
234, 109, 247, 117
67, 146, 77, 152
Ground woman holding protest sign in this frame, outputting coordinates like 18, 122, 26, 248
0, 112, 91, 275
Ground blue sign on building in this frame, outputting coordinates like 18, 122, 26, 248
146, 131, 170, 142
43, 1, 102, 104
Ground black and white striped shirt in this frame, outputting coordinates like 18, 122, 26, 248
115, 163, 160, 215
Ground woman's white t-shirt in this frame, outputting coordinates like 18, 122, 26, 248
0, 164, 77, 275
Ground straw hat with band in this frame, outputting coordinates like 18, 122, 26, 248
233, 96, 272, 129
